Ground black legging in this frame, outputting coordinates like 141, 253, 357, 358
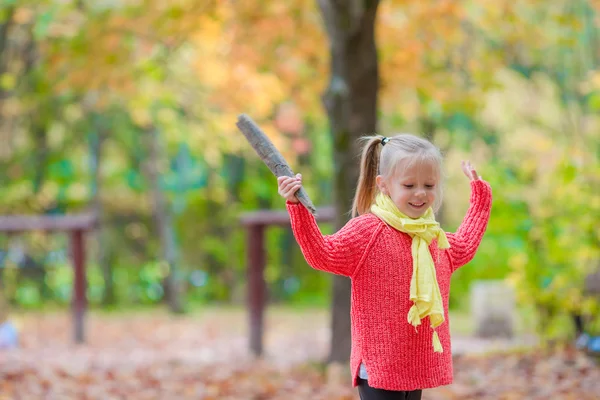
358, 378, 423, 400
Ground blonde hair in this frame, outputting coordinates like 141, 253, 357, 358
351, 134, 444, 217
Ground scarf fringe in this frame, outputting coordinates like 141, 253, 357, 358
408, 304, 421, 328
432, 330, 443, 353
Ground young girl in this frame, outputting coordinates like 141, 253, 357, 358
277, 134, 492, 400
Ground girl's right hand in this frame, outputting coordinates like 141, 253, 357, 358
277, 173, 302, 203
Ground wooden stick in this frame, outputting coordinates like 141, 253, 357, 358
236, 114, 317, 215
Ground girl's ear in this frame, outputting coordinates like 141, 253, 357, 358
376, 175, 387, 195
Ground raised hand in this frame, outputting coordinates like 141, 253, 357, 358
461, 160, 481, 181
277, 173, 302, 203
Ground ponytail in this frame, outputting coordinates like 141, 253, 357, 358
351, 136, 385, 217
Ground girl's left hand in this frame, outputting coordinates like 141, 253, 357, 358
461, 160, 481, 181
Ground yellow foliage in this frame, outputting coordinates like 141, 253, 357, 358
156, 108, 178, 126
131, 107, 153, 128
67, 183, 90, 203
103, 141, 133, 176
203, 143, 223, 168
13, 7, 34, 25
476, 59, 600, 325
0, 73, 16, 91
47, 123, 66, 150
1, 181, 32, 207
509, 253, 528, 270
379, 0, 468, 114
582, 297, 599, 314
188, 0, 328, 149
38, 182, 60, 209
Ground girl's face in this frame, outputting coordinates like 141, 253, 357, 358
376, 159, 439, 218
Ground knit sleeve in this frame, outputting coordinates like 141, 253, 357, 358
286, 202, 380, 277
446, 180, 492, 271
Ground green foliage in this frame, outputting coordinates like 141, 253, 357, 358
1, 0, 599, 345
448, 69, 600, 340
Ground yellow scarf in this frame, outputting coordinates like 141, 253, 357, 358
371, 193, 450, 353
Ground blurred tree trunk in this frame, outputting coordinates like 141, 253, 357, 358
144, 127, 184, 314
89, 117, 116, 306
317, 0, 380, 364
0, 6, 14, 126
22, 27, 49, 194
420, 117, 446, 226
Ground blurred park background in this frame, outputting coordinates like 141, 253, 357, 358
0, 0, 599, 399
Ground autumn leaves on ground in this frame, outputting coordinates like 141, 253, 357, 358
1, 309, 599, 400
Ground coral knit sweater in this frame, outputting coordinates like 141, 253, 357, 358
286, 180, 492, 391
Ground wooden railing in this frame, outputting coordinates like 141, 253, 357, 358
0, 214, 97, 343
240, 206, 335, 356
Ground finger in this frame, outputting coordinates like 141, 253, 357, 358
467, 161, 478, 181
279, 176, 295, 189
278, 175, 299, 183
278, 176, 290, 188
278, 183, 287, 195
283, 178, 300, 192
283, 180, 299, 193
284, 184, 302, 199
465, 161, 477, 181
461, 160, 470, 178
278, 178, 293, 196
293, 184, 302, 196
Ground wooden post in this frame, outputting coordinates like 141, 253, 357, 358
247, 223, 266, 356
71, 229, 87, 344
0, 214, 96, 344
240, 207, 335, 356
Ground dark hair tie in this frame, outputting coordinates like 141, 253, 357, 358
381, 137, 390, 146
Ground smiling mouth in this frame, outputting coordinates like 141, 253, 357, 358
409, 202, 426, 208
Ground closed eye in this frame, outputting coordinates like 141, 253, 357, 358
425, 184, 435, 188
403, 184, 414, 188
